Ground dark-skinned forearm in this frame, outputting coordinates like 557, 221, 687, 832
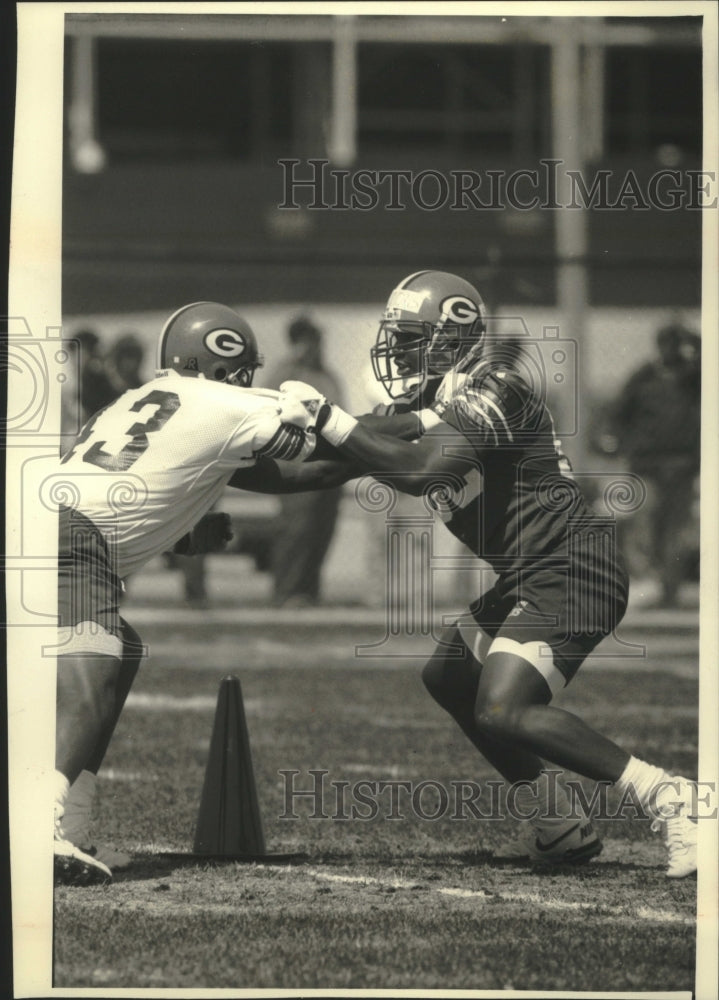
327, 419, 476, 497
331, 427, 429, 492
356, 412, 423, 440
228, 457, 357, 494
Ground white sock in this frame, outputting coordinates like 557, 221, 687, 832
54, 770, 70, 809
54, 770, 70, 834
615, 756, 672, 809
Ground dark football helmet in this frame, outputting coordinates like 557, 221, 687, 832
156, 302, 263, 387
370, 271, 486, 400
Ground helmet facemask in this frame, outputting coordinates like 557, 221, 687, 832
371, 322, 432, 400
371, 319, 485, 400
167, 353, 263, 387
225, 358, 263, 388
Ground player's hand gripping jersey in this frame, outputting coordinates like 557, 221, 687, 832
59, 371, 312, 578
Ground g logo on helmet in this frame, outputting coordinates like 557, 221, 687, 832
204, 328, 247, 357
440, 295, 480, 325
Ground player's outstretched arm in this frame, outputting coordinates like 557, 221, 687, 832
229, 408, 422, 495
228, 457, 357, 494
283, 403, 477, 498
324, 419, 476, 496
269, 381, 463, 495
355, 411, 425, 440
278, 378, 426, 443
278, 384, 478, 497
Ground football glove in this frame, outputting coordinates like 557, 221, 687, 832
279, 380, 357, 445
173, 511, 234, 556
278, 380, 330, 431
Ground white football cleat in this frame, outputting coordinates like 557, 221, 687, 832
500, 816, 603, 865
651, 777, 697, 878
54, 811, 112, 886
63, 770, 132, 870
54, 838, 112, 886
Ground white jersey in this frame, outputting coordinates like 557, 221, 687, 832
58, 370, 309, 578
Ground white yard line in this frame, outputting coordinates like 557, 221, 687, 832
98, 768, 148, 781
124, 692, 262, 711
121, 690, 696, 731
133, 842, 180, 853
341, 763, 421, 777
58, 859, 694, 927
259, 864, 695, 926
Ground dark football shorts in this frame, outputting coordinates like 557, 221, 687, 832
57, 505, 124, 656
456, 547, 629, 695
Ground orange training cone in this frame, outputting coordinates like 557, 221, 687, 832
193, 675, 266, 856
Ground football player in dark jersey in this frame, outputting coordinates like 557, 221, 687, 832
269, 270, 697, 878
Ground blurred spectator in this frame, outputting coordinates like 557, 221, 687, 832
60, 337, 82, 457
76, 328, 118, 421
163, 546, 211, 610
264, 316, 346, 608
609, 322, 700, 607
106, 332, 145, 396
60, 329, 118, 456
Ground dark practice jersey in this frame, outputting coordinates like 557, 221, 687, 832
424, 358, 610, 582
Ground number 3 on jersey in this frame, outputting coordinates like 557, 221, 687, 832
61, 390, 181, 471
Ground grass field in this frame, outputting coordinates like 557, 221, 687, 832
53, 602, 699, 993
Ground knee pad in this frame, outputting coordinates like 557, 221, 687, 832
488, 637, 566, 699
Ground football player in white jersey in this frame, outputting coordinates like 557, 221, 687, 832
54, 301, 338, 885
